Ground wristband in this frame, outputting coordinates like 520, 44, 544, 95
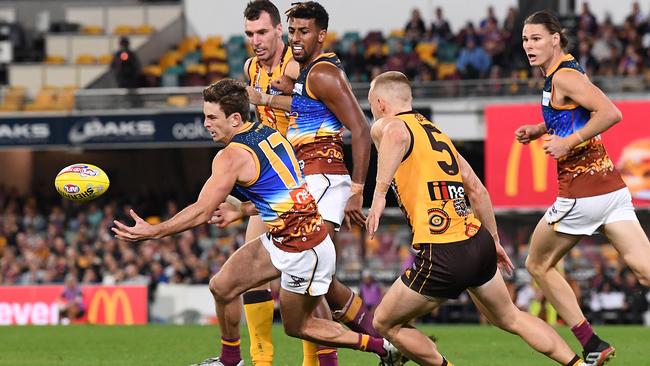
260, 93, 271, 106
575, 130, 585, 143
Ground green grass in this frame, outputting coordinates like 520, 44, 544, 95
0, 324, 648, 365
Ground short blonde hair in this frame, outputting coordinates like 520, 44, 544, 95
370, 71, 412, 102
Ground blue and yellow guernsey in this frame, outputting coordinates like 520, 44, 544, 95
542, 54, 625, 198
288, 53, 348, 175
229, 122, 327, 252
246, 46, 293, 136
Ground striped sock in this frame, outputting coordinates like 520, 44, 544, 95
355, 334, 386, 356
316, 345, 338, 366
220, 337, 241, 366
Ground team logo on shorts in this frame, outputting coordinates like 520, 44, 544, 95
427, 208, 450, 234
288, 275, 306, 288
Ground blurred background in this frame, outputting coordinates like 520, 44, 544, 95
0, 0, 649, 327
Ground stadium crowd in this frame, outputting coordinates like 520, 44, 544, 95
336, 3, 650, 85
1, 185, 647, 324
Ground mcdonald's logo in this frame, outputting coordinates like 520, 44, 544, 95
505, 139, 549, 196
87, 288, 134, 325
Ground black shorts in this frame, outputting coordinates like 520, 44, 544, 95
400, 226, 497, 299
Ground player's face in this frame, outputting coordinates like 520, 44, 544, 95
203, 101, 237, 143
522, 23, 558, 67
245, 12, 282, 63
288, 17, 325, 63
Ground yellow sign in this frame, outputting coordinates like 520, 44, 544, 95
87, 288, 134, 325
505, 139, 548, 196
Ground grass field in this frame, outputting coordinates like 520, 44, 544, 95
1, 324, 648, 365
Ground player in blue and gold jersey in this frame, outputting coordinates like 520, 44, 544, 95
366, 71, 587, 366
517, 10, 650, 365
247, 6, 387, 352
113, 79, 402, 366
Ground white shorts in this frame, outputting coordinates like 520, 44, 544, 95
304, 174, 351, 229
544, 187, 639, 235
259, 233, 336, 296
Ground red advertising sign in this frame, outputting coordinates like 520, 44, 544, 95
0, 285, 147, 325
485, 101, 650, 208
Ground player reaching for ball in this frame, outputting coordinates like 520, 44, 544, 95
112, 79, 403, 366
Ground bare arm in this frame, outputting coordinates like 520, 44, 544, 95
366, 117, 410, 237
459, 153, 514, 274
113, 149, 242, 241
309, 63, 371, 186
554, 69, 622, 148
247, 86, 292, 111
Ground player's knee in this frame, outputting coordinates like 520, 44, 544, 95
209, 275, 234, 303
524, 256, 547, 278
372, 313, 392, 339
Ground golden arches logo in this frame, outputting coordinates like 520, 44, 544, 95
505, 139, 548, 196
87, 289, 134, 325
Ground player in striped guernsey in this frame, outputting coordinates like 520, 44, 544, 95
366, 71, 588, 366
113, 79, 403, 366
518, 10, 650, 366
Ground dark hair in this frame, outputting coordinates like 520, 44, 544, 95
285, 1, 329, 30
244, 0, 281, 27
524, 9, 569, 50
202, 79, 249, 119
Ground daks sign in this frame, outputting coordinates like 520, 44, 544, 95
0, 112, 209, 149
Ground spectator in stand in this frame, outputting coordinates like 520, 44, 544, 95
111, 36, 142, 89
621, 269, 648, 324
618, 44, 642, 75
342, 42, 367, 82
456, 36, 491, 79
383, 39, 420, 78
429, 7, 452, 41
576, 40, 598, 75
577, 2, 598, 35
626, 1, 647, 30
479, 6, 498, 34
359, 270, 383, 313
404, 8, 426, 43
58, 274, 85, 325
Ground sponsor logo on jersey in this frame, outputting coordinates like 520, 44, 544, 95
427, 181, 465, 201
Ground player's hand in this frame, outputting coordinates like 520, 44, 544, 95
246, 86, 263, 105
208, 202, 243, 228
344, 193, 366, 229
112, 209, 157, 242
542, 134, 571, 159
271, 75, 295, 95
515, 124, 544, 144
366, 195, 386, 239
494, 241, 515, 276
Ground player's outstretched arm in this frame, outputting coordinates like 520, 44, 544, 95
366, 117, 410, 238
309, 63, 371, 226
459, 153, 514, 274
543, 70, 622, 159
112, 150, 240, 241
